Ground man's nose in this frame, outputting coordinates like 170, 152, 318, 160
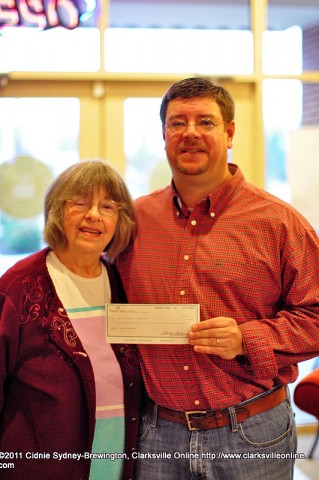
183, 123, 200, 136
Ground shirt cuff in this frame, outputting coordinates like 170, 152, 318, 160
239, 322, 278, 379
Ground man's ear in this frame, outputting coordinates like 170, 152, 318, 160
227, 121, 235, 149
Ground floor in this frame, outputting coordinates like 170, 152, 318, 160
295, 433, 319, 480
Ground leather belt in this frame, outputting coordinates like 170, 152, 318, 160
143, 385, 287, 431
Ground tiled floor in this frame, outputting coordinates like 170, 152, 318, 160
295, 434, 319, 480
295, 466, 313, 479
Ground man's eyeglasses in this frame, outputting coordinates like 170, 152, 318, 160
67, 197, 121, 217
165, 118, 224, 135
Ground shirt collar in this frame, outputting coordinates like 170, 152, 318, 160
170, 163, 245, 217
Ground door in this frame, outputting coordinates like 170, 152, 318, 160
0, 78, 258, 273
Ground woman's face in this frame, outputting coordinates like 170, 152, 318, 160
62, 189, 119, 259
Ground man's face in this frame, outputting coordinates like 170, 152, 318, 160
163, 97, 235, 180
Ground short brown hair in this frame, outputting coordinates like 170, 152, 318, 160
43, 159, 135, 259
160, 77, 235, 125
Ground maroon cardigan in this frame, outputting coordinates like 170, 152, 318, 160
0, 248, 142, 480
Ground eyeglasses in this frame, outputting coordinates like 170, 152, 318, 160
67, 197, 121, 217
165, 118, 224, 134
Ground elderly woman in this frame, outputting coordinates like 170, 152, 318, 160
0, 160, 142, 480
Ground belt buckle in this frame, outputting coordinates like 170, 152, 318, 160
185, 410, 207, 431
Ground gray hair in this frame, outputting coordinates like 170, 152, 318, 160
43, 159, 135, 259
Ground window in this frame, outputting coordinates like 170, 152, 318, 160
0, 98, 80, 274
106, 0, 252, 74
124, 98, 171, 198
0, 0, 101, 71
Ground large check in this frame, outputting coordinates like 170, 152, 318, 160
105, 304, 200, 344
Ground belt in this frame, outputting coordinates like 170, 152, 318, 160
143, 385, 287, 431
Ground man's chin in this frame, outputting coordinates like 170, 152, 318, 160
177, 163, 208, 175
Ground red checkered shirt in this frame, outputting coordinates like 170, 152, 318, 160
117, 164, 319, 411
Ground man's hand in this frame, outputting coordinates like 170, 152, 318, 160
189, 317, 245, 359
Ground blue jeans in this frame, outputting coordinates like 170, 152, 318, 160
134, 396, 297, 479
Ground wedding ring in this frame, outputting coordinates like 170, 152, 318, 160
215, 338, 220, 347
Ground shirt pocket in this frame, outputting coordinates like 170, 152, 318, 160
196, 258, 282, 320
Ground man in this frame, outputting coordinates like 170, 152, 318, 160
116, 77, 319, 479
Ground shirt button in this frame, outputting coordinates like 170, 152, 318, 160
210, 212, 215, 218
184, 255, 189, 261
194, 400, 200, 406
176, 211, 180, 216
131, 417, 137, 422
180, 290, 185, 296
119, 347, 125, 354
191, 220, 197, 226
183, 365, 189, 371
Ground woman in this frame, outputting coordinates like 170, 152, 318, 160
0, 160, 142, 480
